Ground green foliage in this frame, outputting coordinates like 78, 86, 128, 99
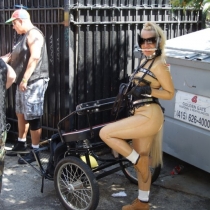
170, 0, 210, 28
170, 0, 210, 15
170, 0, 209, 10
203, 1, 210, 15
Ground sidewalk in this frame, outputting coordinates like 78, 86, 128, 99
0, 144, 210, 210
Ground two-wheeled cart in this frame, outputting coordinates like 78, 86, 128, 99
18, 97, 161, 210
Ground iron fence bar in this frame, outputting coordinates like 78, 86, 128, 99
1, 0, 202, 138
2, 7, 64, 11
177, 10, 180, 36
0, 23, 65, 25
67, 6, 200, 11
70, 20, 199, 25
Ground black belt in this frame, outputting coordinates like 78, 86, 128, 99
133, 98, 157, 109
133, 98, 155, 106
130, 98, 164, 114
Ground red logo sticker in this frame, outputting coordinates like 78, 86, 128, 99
191, 96, 197, 103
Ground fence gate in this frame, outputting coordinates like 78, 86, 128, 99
0, 0, 202, 142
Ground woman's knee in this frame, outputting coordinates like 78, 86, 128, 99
99, 127, 106, 141
133, 137, 153, 154
99, 126, 111, 142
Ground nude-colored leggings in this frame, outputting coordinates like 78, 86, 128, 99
99, 103, 164, 190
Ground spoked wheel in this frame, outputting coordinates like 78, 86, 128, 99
54, 156, 99, 210
120, 160, 161, 184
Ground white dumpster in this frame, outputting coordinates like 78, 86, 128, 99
161, 28, 210, 173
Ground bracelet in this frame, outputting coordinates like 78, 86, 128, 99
22, 78, 28, 83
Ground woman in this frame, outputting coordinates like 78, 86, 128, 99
99, 22, 174, 210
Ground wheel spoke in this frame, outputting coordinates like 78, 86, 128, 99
55, 157, 99, 210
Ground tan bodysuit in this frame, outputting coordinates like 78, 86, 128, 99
100, 56, 172, 188
100, 57, 164, 141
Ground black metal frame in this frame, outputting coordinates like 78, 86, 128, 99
1, 0, 202, 143
18, 97, 132, 182
56, 97, 131, 180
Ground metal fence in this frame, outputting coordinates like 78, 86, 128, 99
0, 0, 202, 141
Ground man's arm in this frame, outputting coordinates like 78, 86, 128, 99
6, 64, 16, 89
19, 29, 43, 90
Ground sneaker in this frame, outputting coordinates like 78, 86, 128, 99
18, 149, 39, 164
6, 141, 27, 156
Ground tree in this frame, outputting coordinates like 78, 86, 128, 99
170, 0, 210, 28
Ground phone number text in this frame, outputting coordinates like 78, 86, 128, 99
175, 110, 210, 129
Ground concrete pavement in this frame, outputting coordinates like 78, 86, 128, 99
0, 144, 210, 210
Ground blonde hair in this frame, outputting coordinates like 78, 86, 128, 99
141, 22, 166, 59
150, 125, 163, 168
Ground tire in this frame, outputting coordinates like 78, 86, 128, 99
120, 160, 161, 184
119, 140, 161, 184
150, 164, 161, 183
54, 156, 99, 210
120, 160, 138, 184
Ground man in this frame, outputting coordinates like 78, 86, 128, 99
0, 58, 16, 192
5, 9, 49, 164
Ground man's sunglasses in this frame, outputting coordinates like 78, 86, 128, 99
138, 36, 157, 45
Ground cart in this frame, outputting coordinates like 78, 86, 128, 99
18, 97, 161, 210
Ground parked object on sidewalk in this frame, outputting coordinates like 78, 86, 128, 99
15, 96, 161, 210
161, 28, 210, 173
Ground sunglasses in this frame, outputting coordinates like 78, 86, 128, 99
138, 36, 157, 45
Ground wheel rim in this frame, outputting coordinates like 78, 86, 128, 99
121, 159, 160, 184
56, 162, 93, 210
122, 161, 138, 182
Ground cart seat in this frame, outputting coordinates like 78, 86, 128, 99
76, 97, 116, 115
62, 123, 108, 143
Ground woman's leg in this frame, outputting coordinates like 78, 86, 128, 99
133, 136, 154, 188
122, 137, 153, 210
100, 104, 163, 178
133, 136, 154, 183
99, 111, 158, 158
100, 105, 163, 210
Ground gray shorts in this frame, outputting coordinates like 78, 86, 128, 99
15, 78, 49, 120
